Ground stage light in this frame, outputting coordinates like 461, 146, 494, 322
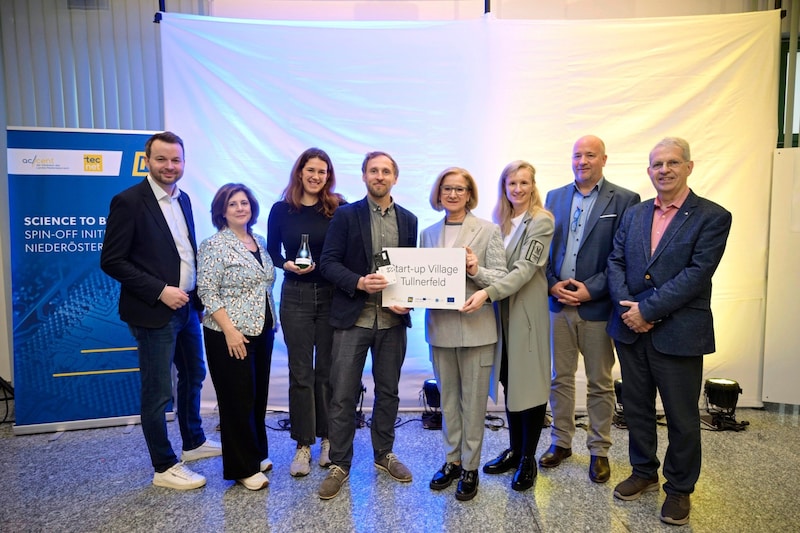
701, 378, 749, 431
355, 381, 367, 428
421, 378, 442, 430
612, 378, 626, 429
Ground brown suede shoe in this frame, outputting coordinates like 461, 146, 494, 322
613, 473, 659, 501
318, 465, 349, 500
374, 452, 412, 482
660, 493, 691, 525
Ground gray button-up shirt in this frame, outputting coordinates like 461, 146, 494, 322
355, 197, 402, 329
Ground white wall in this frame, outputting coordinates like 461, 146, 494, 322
207, 0, 764, 21
0, 0, 781, 404
763, 149, 800, 405
0, 46, 11, 383
161, 10, 779, 411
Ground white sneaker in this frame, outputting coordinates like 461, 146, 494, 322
319, 438, 332, 468
153, 462, 206, 490
237, 472, 269, 491
260, 458, 273, 472
290, 446, 311, 477
181, 439, 222, 462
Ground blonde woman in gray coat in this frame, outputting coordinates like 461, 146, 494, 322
421, 167, 507, 501
462, 160, 554, 492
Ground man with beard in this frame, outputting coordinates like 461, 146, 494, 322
317, 151, 418, 500
101, 131, 221, 490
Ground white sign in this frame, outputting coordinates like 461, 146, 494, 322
381, 247, 465, 309
7, 148, 123, 176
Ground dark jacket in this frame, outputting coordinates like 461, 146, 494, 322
319, 197, 417, 330
100, 178, 201, 328
546, 178, 640, 321
606, 190, 732, 355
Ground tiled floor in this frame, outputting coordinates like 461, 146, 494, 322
1, 403, 797, 532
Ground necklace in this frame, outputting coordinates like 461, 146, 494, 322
234, 232, 254, 245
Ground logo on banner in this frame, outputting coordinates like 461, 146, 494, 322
132, 151, 148, 176
83, 154, 103, 172
8, 148, 124, 176
20, 154, 66, 171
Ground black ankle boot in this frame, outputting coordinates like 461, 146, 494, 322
455, 469, 479, 501
512, 456, 537, 491
430, 462, 463, 490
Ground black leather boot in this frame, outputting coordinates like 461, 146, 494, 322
455, 469, 479, 501
512, 456, 537, 491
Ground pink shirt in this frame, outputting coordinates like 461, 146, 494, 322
651, 187, 690, 256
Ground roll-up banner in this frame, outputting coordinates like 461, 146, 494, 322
7, 128, 155, 434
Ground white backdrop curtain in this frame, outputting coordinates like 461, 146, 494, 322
159, 10, 779, 410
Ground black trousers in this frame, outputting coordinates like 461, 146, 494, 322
500, 345, 546, 458
204, 317, 273, 480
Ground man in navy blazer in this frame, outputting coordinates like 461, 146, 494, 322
607, 137, 731, 526
543, 135, 640, 483
101, 132, 220, 490
317, 151, 418, 500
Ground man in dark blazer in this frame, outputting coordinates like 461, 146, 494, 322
101, 132, 220, 490
607, 137, 732, 526
543, 135, 640, 484
317, 151, 418, 500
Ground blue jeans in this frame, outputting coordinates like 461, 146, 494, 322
280, 280, 335, 445
129, 304, 207, 473
327, 324, 407, 470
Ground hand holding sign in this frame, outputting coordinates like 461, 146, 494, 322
461, 289, 488, 313
465, 246, 478, 276
381, 247, 466, 309
358, 273, 389, 294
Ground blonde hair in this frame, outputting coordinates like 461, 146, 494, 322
492, 160, 552, 236
428, 167, 478, 212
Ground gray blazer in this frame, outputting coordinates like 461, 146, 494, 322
421, 212, 507, 348
485, 211, 555, 411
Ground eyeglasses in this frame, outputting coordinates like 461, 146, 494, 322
650, 160, 685, 171
571, 205, 582, 232
440, 185, 469, 196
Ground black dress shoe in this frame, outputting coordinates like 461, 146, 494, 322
455, 469, 479, 501
512, 456, 537, 491
482, 448, 520, 474
538, 445, 572, 468
430, 462, 463, 490
589, 455, 610, 483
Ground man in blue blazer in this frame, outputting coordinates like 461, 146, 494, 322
543, 135, 640, 483
101, 132, 220, 490
607, 137, 731, 526
318, 151, 418, 500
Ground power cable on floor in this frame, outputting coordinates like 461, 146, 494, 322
485, 414, 506, 431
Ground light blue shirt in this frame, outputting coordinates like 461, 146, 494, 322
558, 177, 603, 281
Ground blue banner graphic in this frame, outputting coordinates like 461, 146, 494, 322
7, 128, 154, 429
